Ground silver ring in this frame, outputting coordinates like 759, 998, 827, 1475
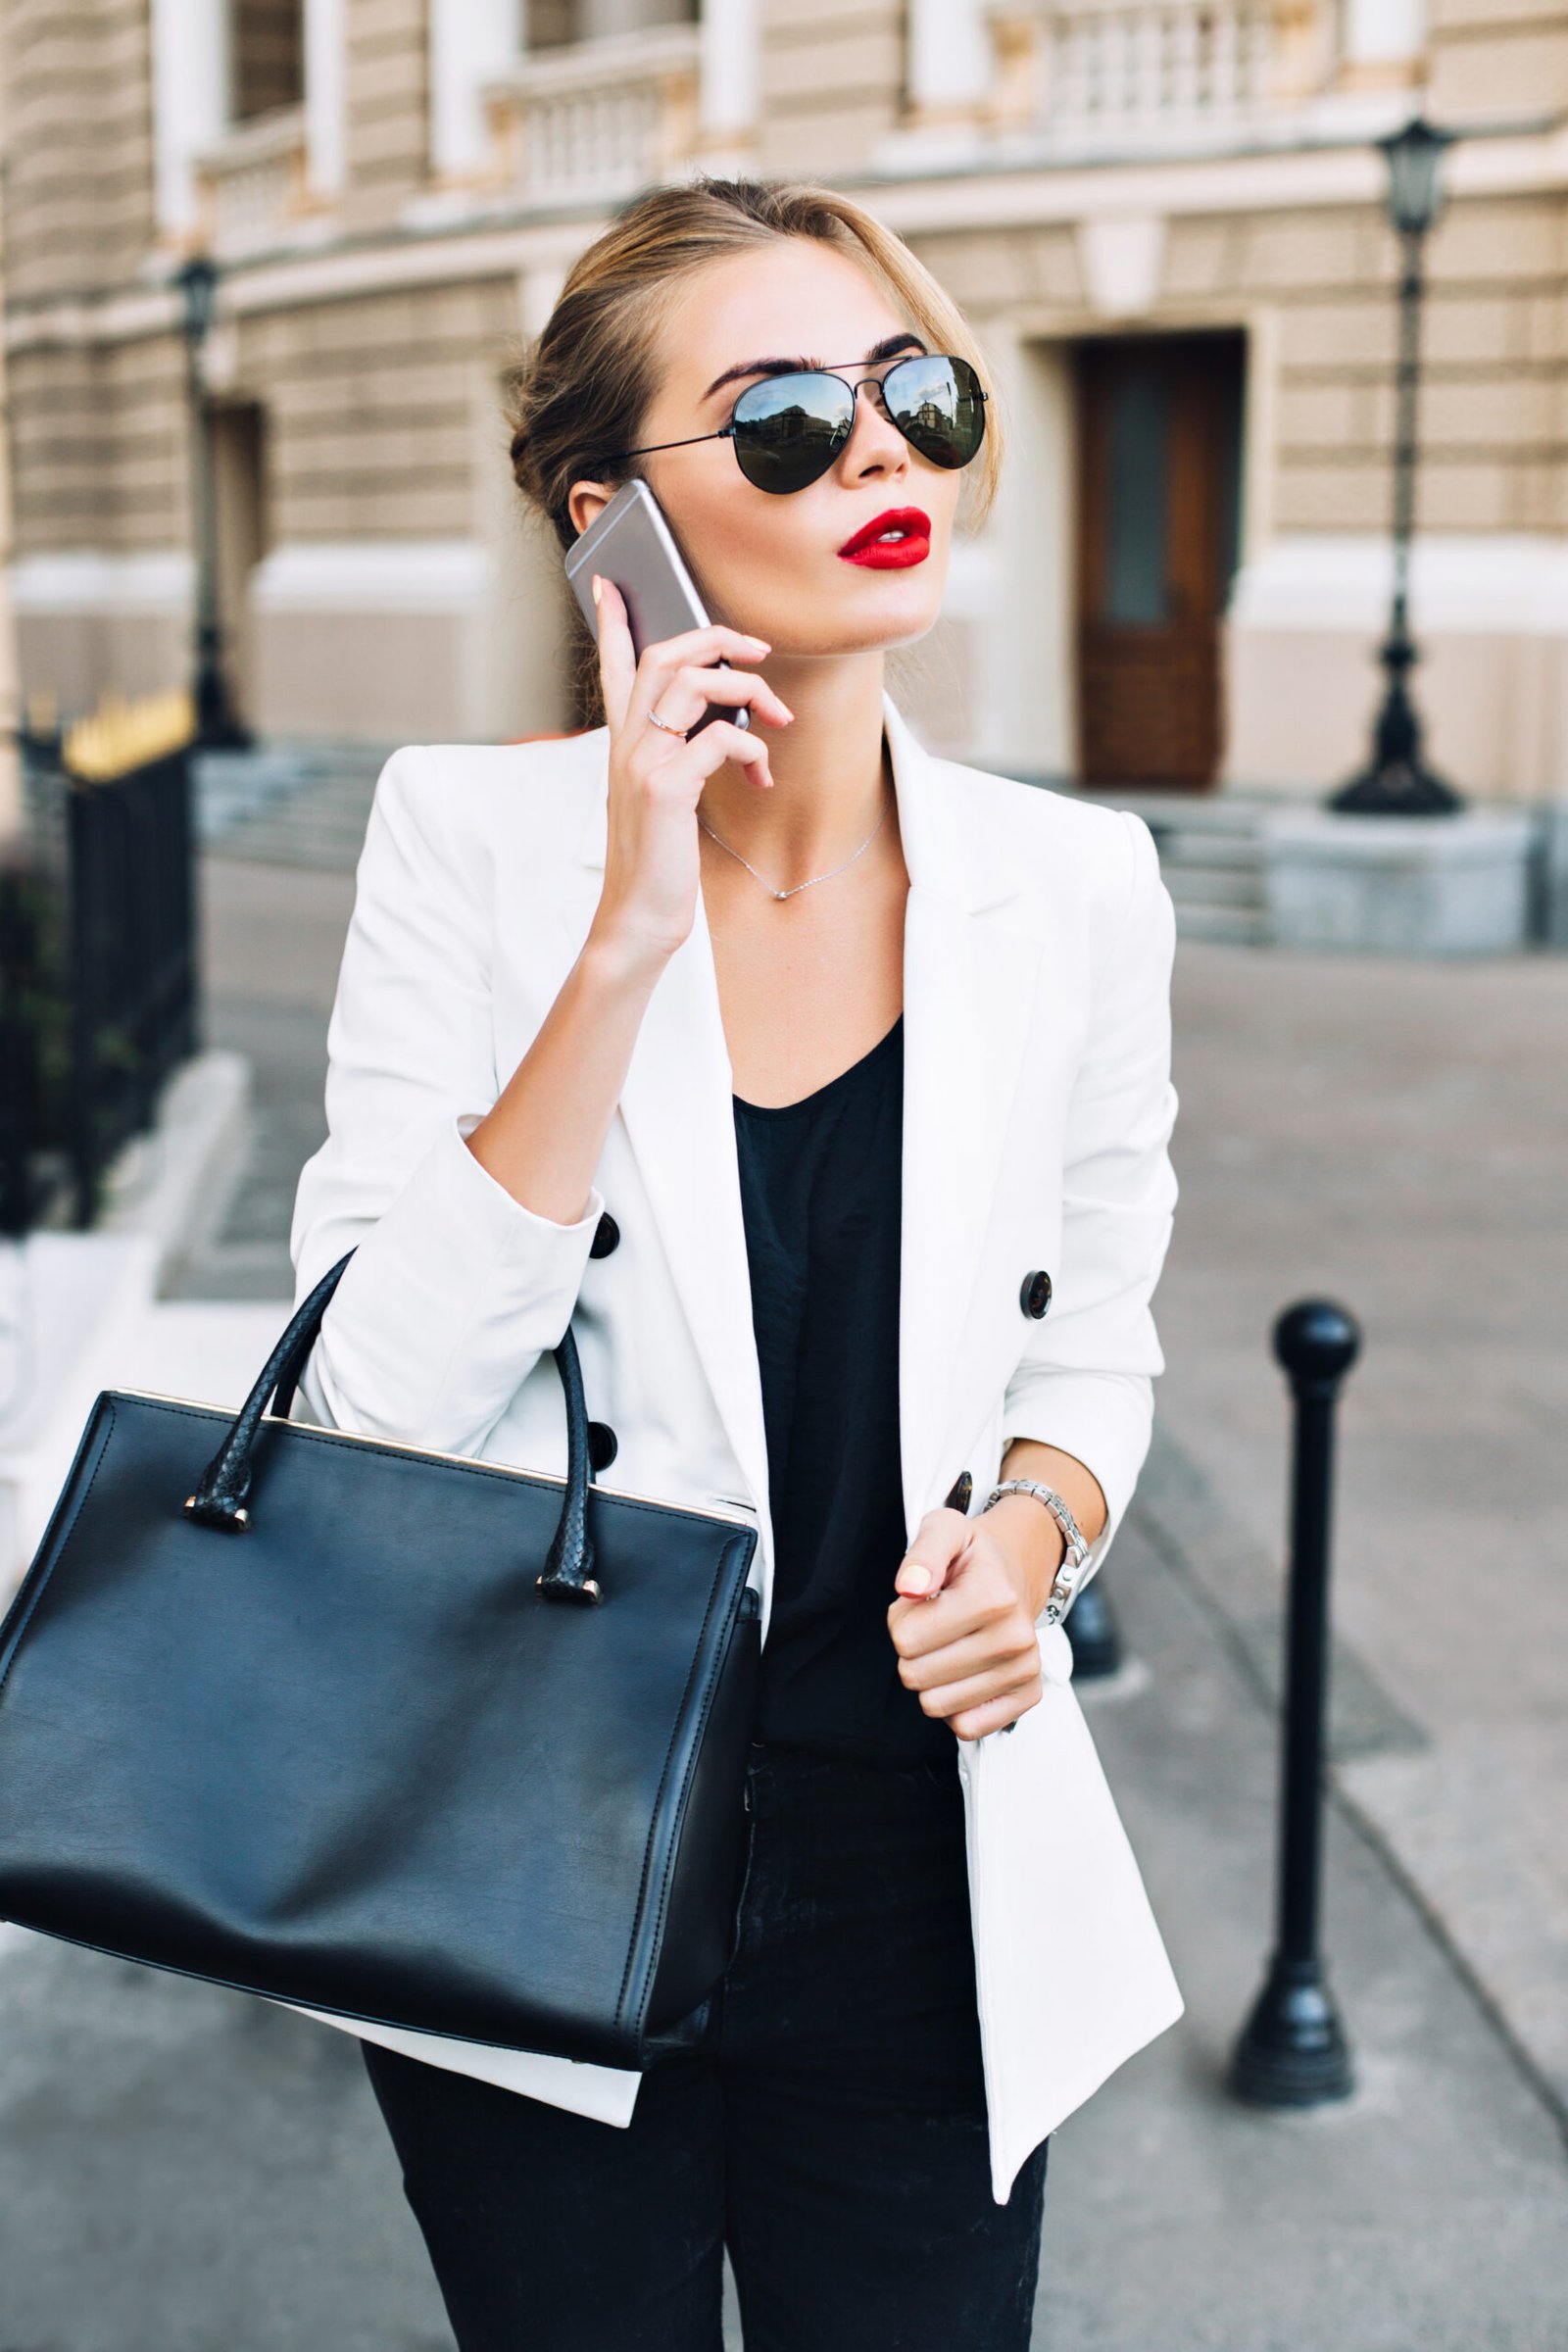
647, 703, 690, 739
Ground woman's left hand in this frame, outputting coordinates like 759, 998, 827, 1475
886, 1506, 1054, 1741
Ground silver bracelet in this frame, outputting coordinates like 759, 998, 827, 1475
981, 1479, 1091, 1629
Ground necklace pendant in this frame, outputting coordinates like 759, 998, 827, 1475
774, 889, 788, 901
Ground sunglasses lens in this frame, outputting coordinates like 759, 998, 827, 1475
883, 355, 987, 470
730, 372, 855, 494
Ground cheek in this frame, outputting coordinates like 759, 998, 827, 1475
683, 492, 825, 612
928, 476, 965, 540
671, 468, 962, 643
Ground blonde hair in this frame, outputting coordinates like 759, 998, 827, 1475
499, 173, 1004, 719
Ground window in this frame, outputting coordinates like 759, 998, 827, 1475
229, 0, 305, 122
526, 0, 699, 50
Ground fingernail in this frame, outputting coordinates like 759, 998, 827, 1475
592, 573, 602, 607
747, 635, 769, 649
900, 1565, 932, 1594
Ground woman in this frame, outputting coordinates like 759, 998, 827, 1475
287, 175, 1183, 2350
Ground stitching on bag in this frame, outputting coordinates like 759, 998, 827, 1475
613, 1546, 728, 2028
615, 1531, 750, 2039
0, 1398, 120, 1706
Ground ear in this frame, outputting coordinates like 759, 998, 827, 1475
566, 477, 620, 538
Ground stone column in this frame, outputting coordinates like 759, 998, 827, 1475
0, 174, 19, 842
905, 0, 991, 124
304, 0, 346, 197
1341, 0, 1428, 82
150, 0, 228, 241
698, 0, 760, 170
429, 0, 516, 181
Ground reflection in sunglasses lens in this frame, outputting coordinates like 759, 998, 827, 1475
733, 373, 855, 493
729, 356, 984, 493
886, 357, 986, 470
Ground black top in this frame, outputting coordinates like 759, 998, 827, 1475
733, 1013, 955, 1764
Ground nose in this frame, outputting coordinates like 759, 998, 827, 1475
841, 374, 908, 475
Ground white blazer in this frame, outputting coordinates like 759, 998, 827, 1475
282, 689, 1185, 2205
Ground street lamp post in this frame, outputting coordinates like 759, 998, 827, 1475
1330, 117, 1460, 816
173, 253, 251, 751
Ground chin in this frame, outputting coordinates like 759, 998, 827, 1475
833, 572, 946, 624
867, 595, 947, 651
875, 622, 940, 656
764, 575, 946, 657
774, 630, 933, 662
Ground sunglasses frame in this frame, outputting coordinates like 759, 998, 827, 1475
599, 351, 989, 494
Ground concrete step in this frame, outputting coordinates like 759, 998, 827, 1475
1165, 863, 1265, 910
1112, 790, 1275, 834
191, 748, 307, 835
201, 746, 391, 870
0, 1233, 161, 1596
0, 1049, 259, 1593
1153, 829, 1265, 871
1083, 793, 1274, 943
1172, 902, 1272, 947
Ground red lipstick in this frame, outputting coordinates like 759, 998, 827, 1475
837, 506, 932, 568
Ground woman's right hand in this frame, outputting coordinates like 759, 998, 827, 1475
587, 572, 794, 971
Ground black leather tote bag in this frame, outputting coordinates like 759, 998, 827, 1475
0, 1247, 760, 2069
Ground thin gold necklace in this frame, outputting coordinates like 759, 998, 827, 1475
697, 783, 892, 903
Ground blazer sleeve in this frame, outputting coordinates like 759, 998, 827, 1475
1000, 807, 1179, 1583
287, 743, 607, 1456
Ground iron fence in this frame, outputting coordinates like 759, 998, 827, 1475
0, 725, 200, 1234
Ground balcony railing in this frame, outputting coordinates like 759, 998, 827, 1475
985, 0, 1331, 152
193, 105, 316, 260
484, 25, 702, 207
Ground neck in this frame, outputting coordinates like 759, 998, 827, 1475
696, 653, 891, 887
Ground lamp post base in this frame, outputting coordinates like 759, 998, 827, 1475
1331, 755, 1462, 818
196, 708, 254, 754
1229, 1954, 1355, 2107
1329, 632, 1462, 816
1062, 1577, 1121, 1679
193, 623, 253, 753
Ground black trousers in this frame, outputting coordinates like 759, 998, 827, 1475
360, 1740, 1050, 2351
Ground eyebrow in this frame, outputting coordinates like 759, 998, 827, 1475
700, 331, 928, 406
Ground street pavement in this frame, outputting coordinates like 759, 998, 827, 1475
1, 812, 1563, 2348
1154, 938, 1568, 2141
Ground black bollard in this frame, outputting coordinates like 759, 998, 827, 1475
1228, 1298, 1361, 2107
1063, 1576, 1120, 1679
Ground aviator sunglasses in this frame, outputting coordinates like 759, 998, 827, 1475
601, 351, 989, 497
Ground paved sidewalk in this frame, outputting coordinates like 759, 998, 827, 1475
172, 853, 357, 1300
1152, 937, 1568, 2138
1, 832, 1554, 2348
1042, 1480, 1568, 2352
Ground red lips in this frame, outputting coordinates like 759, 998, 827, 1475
837, 506, 933, 567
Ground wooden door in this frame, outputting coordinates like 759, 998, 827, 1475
1075, 333, 1244, 790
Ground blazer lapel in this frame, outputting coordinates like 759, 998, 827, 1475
559, 691, 1045, 1586
560, 756, 771, 1545
889, 698, 1046, 1539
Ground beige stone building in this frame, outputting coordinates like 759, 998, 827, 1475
1, 0, 1563, 800
0, 153, 21, 837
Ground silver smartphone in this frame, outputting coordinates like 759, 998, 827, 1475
564, 478, 750, 738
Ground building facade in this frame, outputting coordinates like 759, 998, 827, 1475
1, 0, 1564, 798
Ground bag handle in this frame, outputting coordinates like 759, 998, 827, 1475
180, 1248, 603, 1604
